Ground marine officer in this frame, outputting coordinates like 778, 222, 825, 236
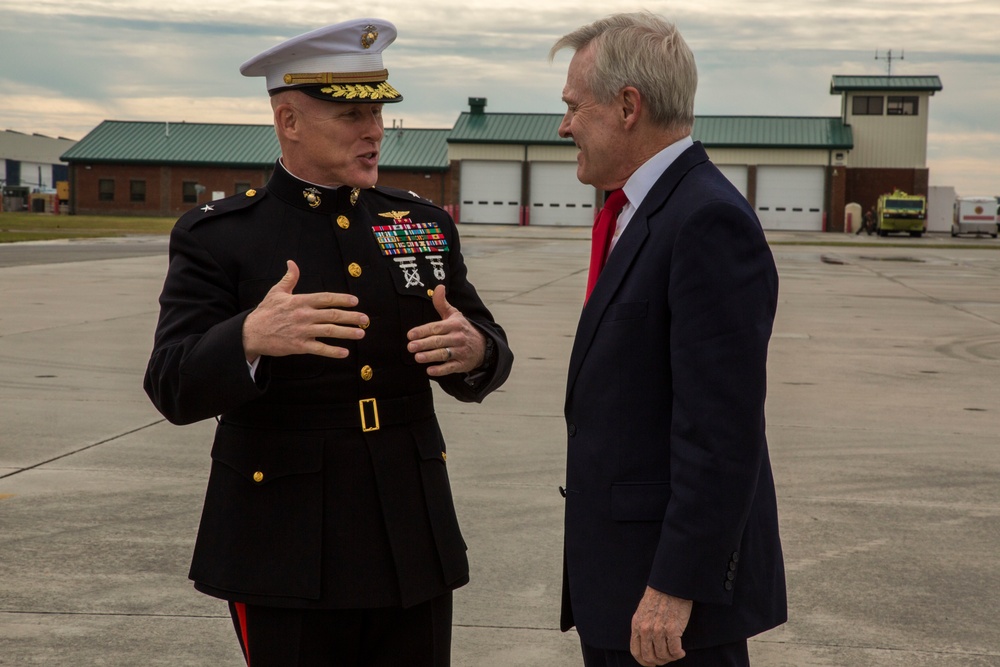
143, 18, 512, 666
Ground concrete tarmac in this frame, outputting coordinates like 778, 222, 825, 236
1, 227, 999, 666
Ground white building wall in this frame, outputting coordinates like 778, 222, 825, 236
705, 147, 830, 167
526, 145, 578, 162
448, 144, 524, 161
844, 92, 930, 168
18, 161, 55, 189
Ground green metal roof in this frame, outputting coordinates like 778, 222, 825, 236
63, 113, 853, 168
830, 75, 943, 93
61, 120, 451, 170
693, 116, 853, 149
449, 112, 852, 150
448, 112, 571, 145
60, 120, 279, 166
379, 128, 450, 170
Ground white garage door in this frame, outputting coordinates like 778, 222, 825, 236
528, 162, 596, 226
755, 166, 825, 231
459, 160, 521, 225
716, 165, 748, 199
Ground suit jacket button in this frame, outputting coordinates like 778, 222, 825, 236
727, 571, 736, 581
567, 423, 577, 436
731, 551, 740, 563
724, 580, 734, 591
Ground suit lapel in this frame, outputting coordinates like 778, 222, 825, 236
565, 142, 711, 403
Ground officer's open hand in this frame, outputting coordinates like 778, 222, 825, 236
630, 587, 693, 666
242, 260, 368, 362
406, 285, 486, 377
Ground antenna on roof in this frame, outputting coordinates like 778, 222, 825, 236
874, 49, 903, 77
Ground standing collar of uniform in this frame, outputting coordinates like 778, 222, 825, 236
266, 159, 355, 213
621, 135, 694, 212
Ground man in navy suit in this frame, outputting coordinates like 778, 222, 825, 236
551, 12, 786, 667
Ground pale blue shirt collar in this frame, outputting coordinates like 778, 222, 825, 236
611, 135, 694, 250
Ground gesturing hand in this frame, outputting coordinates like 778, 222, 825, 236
406, 285, 486, 377
242, 260, 368, 362
630, 587, 693, 666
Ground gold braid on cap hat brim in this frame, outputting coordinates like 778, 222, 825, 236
319, 82, 401, 100
283, 69, 389, 85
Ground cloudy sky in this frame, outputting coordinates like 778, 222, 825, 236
2, 0, 998, 195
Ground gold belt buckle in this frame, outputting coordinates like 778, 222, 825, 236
359, 398, 380, 432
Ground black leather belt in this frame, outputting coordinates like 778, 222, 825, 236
221, 390, 435, 432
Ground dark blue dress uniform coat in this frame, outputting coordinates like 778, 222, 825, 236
561, 142, 786, 650
144, 162, 512, 610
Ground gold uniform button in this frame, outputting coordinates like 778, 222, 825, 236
442, 452, 447, 462
348, 262, 362, 278
253, 471, 264, 483
426, 289, 435, 297
245, 188, 256, 197
361, 365, 373, 381
359, 320, 370, 330
337, 215, 350, 229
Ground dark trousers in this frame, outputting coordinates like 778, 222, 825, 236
581, 638, 749, 667
228, 593, 452, 667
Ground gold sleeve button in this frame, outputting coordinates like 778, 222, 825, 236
337, 215, 350, 229
361, 365, 373, 381
426, 289, 435, 297
359, 320, 370, 330
348, 262, 362, 277
253, 471, 264, 483
245, 189, 256, 197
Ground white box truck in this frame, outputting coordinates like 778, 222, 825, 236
952, 196, 999, 237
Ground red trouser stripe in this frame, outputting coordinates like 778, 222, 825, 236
234, 602, 251, 666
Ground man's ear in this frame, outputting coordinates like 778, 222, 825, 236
273, 102, 299, 141
621, 87, 642, 130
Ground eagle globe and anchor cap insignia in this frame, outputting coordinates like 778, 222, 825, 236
303, 187, 322, 208
361, 25, 378, 49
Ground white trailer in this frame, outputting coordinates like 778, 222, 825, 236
952, 196, 999, 237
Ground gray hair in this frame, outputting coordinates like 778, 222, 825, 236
550, 12, 697, 132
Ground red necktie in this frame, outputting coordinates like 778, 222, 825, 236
585, 189, 628, 301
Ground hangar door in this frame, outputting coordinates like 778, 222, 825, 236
459, 160, 521, 225
528, 162, 596, 226
755, 166, 825, 231
716, 165, 748, 199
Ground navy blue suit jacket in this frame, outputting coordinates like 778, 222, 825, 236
561, 142, 786, 650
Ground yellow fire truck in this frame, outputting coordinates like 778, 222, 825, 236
876, 190, 927, 237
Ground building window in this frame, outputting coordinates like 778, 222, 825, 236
887, 96, 919, 115
852, 95, 883, 115
98, 179, 115, 202
235, 182, 251, 194
182, 181, 198, 203
130, 180, 146, 202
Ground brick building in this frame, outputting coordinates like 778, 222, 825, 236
61, 121, 450, 217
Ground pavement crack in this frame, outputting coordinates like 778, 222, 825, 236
0, 419, 165, 480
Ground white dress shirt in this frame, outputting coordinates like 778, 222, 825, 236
609, 135, 694, 253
